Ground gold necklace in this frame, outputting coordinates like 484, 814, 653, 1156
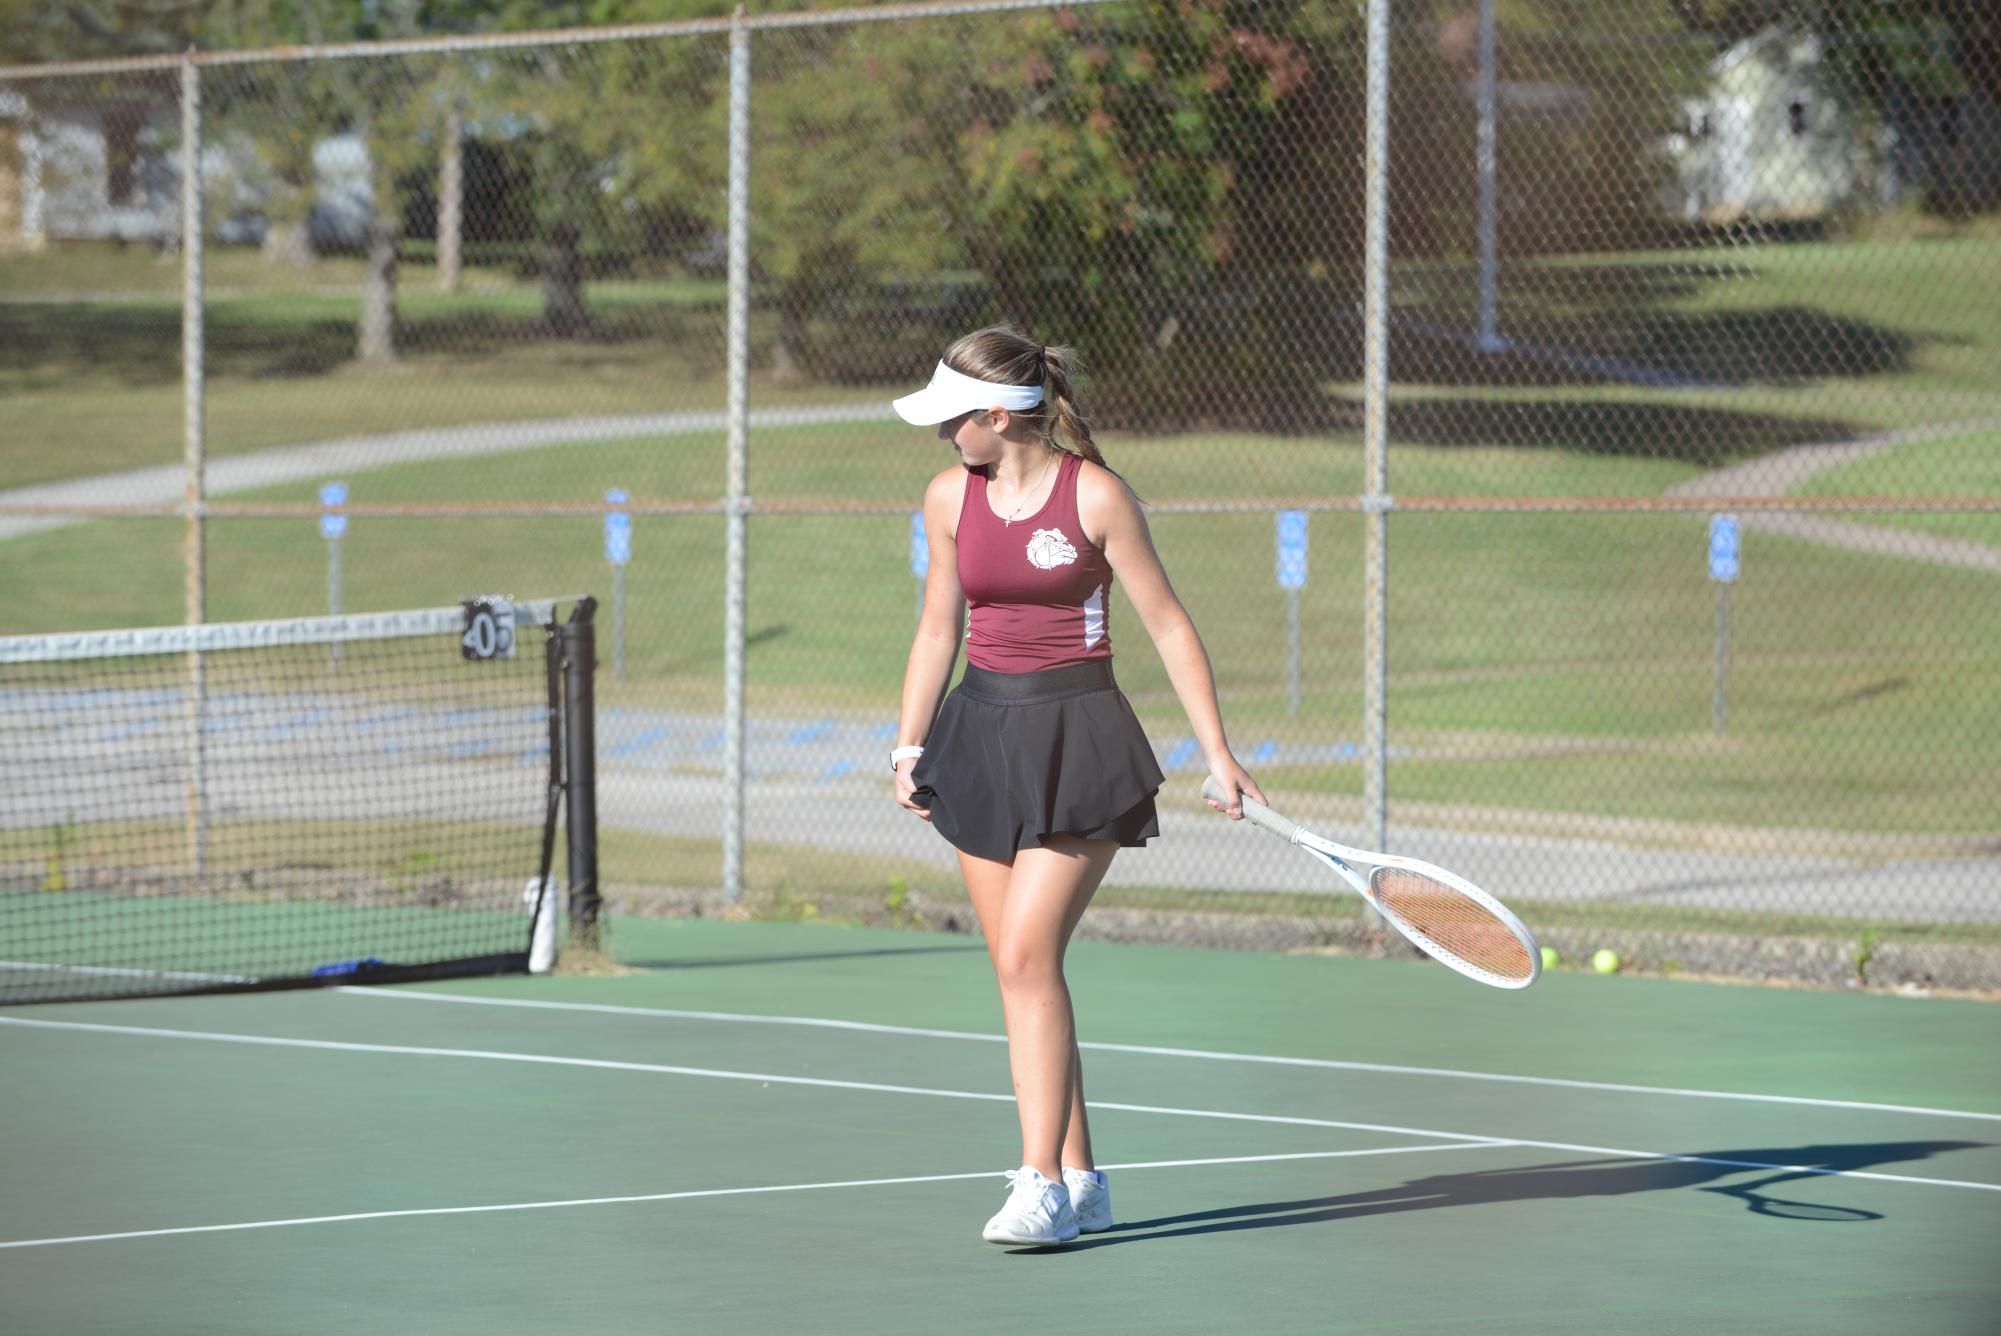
1001, 454, 1057, 527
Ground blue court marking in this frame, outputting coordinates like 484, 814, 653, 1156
102, 688, 184, 709
258, 707, 331, 742
519, 742, 549, 765
82, 686, 188, 738
450, 738, 495, 759
436, 709, 489, 727
608, 724, 670, 759
200, 709, 257, 735
1160, 738, 1200, 770
46, 689, 121, 713
785, 720, 833, 746
99, 717, 168, 742
871, 721, 899, 740
700, 730, 725, 751
1335, 742, 1359, 760
1249, 739, 1278, 764
356, 707, 416, 731
818, 758, 857, 783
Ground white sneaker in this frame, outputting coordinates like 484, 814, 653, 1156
1063, 1167, 1113, 1234
982, 1166, 1080, 1245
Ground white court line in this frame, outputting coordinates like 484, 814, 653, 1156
6, 1015, 1999, 1198
335, 986, 2001, 1125
0, 1015, 1510, 1140
0, 1145, 1491, 1252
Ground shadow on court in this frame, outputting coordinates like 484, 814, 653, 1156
624, 942, 986, 970
1016, 1140, 1987, 1254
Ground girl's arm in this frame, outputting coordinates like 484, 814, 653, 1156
1079, 463, 1265, 818
894, 466, 970, 818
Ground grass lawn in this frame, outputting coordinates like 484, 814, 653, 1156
1795, 428, 2001, 543
3, 424, 1994, 837
3, 235, 1997, 843
6, 233, 2001, 496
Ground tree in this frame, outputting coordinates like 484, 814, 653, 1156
1407, 2, 1714, 260
627, 0, 1368, 422
948, 0, 1364, 425
0, 0, 205, 65
197, 1, 502, 361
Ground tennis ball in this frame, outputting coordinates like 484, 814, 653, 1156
1591, 948, 1621, 975
1539, 945, 1559, 972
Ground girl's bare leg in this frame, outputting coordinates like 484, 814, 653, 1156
958, 835, 1116, 1179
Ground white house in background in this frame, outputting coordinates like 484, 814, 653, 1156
1663, 26, 1868, 223
0, 87, 371, 252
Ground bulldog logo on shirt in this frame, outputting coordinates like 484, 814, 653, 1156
1024, 528, 1079, 570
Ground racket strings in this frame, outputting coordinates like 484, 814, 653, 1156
1370, 867, 1535, 984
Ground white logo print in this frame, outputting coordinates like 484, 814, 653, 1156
1024, 528, 1079, 570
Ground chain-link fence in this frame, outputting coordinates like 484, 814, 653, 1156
3, 1, 1997, 990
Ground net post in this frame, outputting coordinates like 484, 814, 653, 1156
561, 598, 602, 952
180, 50, 208, 889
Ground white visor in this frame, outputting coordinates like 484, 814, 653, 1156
892, 361, 1044, 426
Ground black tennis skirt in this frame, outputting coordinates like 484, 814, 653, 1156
910, 659, 1165, 864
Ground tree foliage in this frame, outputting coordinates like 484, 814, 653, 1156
1673, 0, 2001, 102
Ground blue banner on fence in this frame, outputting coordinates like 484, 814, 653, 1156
1276, 510, 1308, 590
1708, 513, 1739, 583
318, 481, 347, 539
604, 488, 631, 566
910, 511, 928, 578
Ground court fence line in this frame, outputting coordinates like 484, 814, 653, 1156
1, 1, 1995, 988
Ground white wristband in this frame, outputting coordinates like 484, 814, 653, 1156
890, 745, 925, 771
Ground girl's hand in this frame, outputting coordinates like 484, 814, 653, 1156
893, 761, 932, 820
1202, 758, 1265, 820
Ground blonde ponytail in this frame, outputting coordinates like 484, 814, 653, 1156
1037, 344, 1107, 469
941, 326, 1133, 494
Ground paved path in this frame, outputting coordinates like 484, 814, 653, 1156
5, 405, 1998, 567
606, 776, 2000, 923
1662, 417, 2001, 572
0, 404, 895, 541
7, 682, 1991, 920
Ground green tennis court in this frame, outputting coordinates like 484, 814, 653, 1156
4, 917, 1997, 1335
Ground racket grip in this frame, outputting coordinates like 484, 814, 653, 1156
1201, 777, 1300, 843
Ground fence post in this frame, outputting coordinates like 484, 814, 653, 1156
722, 7, 752, 905
1475, 0, 1501, 351
1362, 0, 1402, 949
181, 51, 208, 889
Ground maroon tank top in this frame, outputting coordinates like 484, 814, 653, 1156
956, 452, 1115, 672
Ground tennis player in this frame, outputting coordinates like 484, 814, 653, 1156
889, 326, 1264, 1246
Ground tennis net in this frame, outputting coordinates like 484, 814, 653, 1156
0, 597, 596, 1005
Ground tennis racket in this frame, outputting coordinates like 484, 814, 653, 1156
1698, 1180, 1882, 1223
1202, 778, 1541, 989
